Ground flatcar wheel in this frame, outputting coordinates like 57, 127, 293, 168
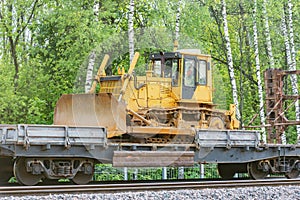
217, 164, 235, 179
14, 157, 43, 186
72, 172, 93, 185
285, 169, 300, 179
247, 161, 268, 180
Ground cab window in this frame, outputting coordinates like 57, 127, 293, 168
171, 59, 179, 86
152, 59, 179, 86
153, 60, 161, 77
198, 60, 207, 85
164, 59, 172, 78
184, 59, 196, 87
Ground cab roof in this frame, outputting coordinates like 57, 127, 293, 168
149, 52, 182, 60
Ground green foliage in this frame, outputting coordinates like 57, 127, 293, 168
93, 164, 221, 181
94, 164, 125, 181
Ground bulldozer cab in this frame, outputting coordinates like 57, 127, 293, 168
148, 50, 213, 103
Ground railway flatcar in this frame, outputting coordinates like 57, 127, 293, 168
0, 50, 300, 185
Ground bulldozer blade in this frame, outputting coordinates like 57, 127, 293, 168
53, 93, 126, 135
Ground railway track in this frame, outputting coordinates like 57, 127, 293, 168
0, 178, 300, 195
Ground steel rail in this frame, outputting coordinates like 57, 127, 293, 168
0, 179, 300, 195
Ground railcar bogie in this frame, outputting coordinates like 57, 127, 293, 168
245, 157, 300, 180
12, 157, 95, 185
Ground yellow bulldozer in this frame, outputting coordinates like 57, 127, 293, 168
54, 49, 239, 143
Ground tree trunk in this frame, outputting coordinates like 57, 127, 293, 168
221, 0, 241, 120
262, 0, 275, 68
85, 51, 96, 93
286, 1, 300, 139
174, 0, 182, 50
1, 1, 39, 91
252, 0, 266, 143
128, 0, 135, 62
287, 1, 296, 70
281, 7, 298, 144
93, 0, 100, 21
5, 3, 20, 90
127, 0, 135, 177
84, 0, 101, 93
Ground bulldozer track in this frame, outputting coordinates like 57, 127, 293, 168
144, 135, 194, 144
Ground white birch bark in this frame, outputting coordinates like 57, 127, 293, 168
85, 51, 96, 93
128, 0, 135, 62
126, 0, 135, 176
281, 9, 297, 144
221, 0, 241, 120
174, 0, 184, 175
287, 1, 300, 138
175, 0, 184, 175
93, 0, 99, 21
281, 16, 289, 144
287, 1, 296, 70
262, 0, 275, 68
252, 0, 266, 143
174, 0, 182, 47
85, 1, 100, 93
281, 8, 292, 69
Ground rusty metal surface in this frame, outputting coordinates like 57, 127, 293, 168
113, 151, 194, 167
53, 93, 126, 135
264, 69, 300, 143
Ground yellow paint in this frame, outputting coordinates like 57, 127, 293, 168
94, 50, 240, 137
192, 85, 212, 103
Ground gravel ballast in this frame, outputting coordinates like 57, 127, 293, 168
1, 186, 300, 200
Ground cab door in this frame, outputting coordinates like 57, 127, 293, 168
182, 57, 197, 99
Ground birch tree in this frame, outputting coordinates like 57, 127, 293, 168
84, 1, 100, 93
93, 0, 100, 19
262, 0, 275, 68
287, 1, 297, 70
281, 11, 290, 145
125, 0, 135, 180
128, 0, 135, 62
174, 0, 185, 179
252, 0, 266, 142
174, 0, 182, 50
281, 7, 298, 144
221, 0, 241, 120
286, 1, 300, 138
85, 52, 96, 93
